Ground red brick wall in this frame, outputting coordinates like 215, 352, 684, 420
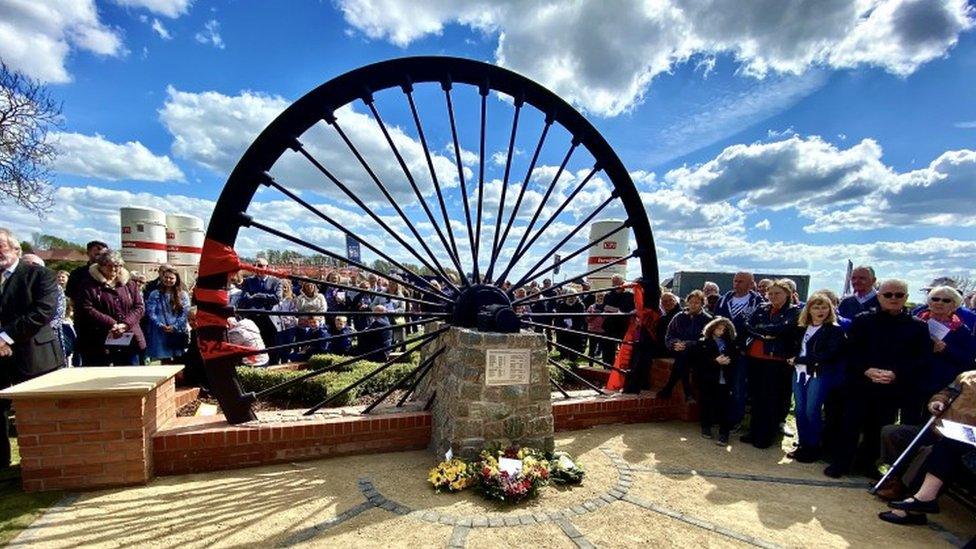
14, 378, 177, 492
152, 412, 431, 476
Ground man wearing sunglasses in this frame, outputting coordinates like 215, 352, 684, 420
825, 279, 930, 479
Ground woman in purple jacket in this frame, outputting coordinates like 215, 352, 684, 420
75, 250, 146, 366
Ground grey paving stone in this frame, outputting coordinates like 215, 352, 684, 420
582, 500, 598, 512
503, 516, 521, 527
600, 493, 618, 503
393, 505, 411, 515
472, 516, 489, 528
488, 516, 505, 528
448, 526, 469, 549
421, 511, 440, 523
519, 514, 535, 525
546, 510, 565, 520
555, 519, 584, 539
533, 512, 550, 523
380, 501, 397, 512
609, 489, 626, 499
439, 515, 458, 526
571, 505, 587, 515
458, 517, 473, 528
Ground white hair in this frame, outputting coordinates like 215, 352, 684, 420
0, 227, 21, 252
21, 253, 44, 267
928, 285, 963, 308
879, 278, 909, 293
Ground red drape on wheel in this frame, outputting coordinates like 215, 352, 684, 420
605, 283, 661, 391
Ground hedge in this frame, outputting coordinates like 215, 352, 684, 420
236, 351, 566, 410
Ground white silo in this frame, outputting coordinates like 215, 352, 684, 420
587, 220, 629, 289
120, 207, 168, 278
166, 213, 204, 284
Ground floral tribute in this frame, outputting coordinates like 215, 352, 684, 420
427, 445, 585, 503
428, 458, 477, 493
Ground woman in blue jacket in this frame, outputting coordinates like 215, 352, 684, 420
145, 266, 190, 363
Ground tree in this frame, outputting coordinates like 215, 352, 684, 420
31, 232, 85, 252
0, 61, 61, 215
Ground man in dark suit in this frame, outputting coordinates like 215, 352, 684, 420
1, 228, 66, 468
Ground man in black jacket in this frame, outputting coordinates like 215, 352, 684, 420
1, 228, 66, 468
838, 265, 879, 320
825, 278, 929, 478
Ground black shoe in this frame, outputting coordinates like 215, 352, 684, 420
878, 510, 927, 525
889, 497, 939, 514
739, 434, 754, 444
793, 447, 820, 463
717, 434, 729, 446
823, 464, 847, 478
701, 428, 713, 439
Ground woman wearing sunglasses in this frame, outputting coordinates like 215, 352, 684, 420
905, 286, 976, 425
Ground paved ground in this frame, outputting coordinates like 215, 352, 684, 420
9, 422, 976, 548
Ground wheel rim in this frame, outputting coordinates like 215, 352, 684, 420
195, 56, 661, 424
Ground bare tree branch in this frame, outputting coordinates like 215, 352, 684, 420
0, 61, 62, 215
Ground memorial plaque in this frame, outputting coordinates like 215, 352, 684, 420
484, 349, 531, 386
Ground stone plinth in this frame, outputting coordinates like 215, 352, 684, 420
426, 327, 553, 460
0, 366, 182, 492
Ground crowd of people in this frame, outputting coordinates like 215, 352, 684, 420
651, 268, 976, 527
3, 223, 975, 526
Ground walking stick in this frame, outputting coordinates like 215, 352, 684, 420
869, 386, 962, 495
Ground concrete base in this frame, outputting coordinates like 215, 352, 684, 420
426, 327, 553, 460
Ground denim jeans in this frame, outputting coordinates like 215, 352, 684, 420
730, 353, 748, 426
792, 371, 829, 449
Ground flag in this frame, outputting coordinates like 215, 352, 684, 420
346, 234, 361, 263
842, 259, 853, 296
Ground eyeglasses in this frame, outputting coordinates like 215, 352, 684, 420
880, 292, 906, 299
929, 297, 953, 303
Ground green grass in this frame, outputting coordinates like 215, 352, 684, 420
0, 437, 64, 545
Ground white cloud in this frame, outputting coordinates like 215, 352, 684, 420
754, 219, 771, 230
195, 19, 224, 49
113, 0, 192, 18
0, 0, 125, 82
955, 120, 976, 128
336, 0, 974, 116
667, 135, 894, 210
50, 132, 185, 182
159, 86, 465, 205
151, 18, 172, 39
661, 134, 976, 233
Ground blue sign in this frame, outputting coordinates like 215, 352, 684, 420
346, 234, 361, 262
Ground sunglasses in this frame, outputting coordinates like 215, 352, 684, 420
880, 292, 906, 299
929, 297, 953, 303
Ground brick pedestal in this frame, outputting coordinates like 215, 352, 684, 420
0, 366, 182, 492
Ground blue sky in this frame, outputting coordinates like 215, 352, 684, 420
2, 0, 975, 294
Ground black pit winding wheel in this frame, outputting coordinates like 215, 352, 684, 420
195, 57, 661, 423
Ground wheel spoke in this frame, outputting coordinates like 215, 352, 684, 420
492, 115, 552, 279
525, 320, 633, 346
240, 215, 451, 303
484, 97, 523, 283
512, 282, 633, 307
291, 139, 460, 292
513, 219, 629, 289
397, 354, 437, 407
260, 173, 451, 300
404, 87, 468, 284
494, 142, 581, 284
229, 317, 442, 362
544, 339, 622, 372
364, 346, 446, 413
254, 327, 449, 399
304, 332, 442, 414
547, 358, 605, 395
328, 114, 463, 285
443, 83, 479, 285
518, 312, 632, 317
236, 309, 448, 317
363, 98, 467, 287
515, 253, 636, 301
474, 84, 488, 281
550, 378, 572, 399
509, 192, 619, 288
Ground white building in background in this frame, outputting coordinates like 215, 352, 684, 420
120, 207, 204, 285
587, 220, 629, 289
